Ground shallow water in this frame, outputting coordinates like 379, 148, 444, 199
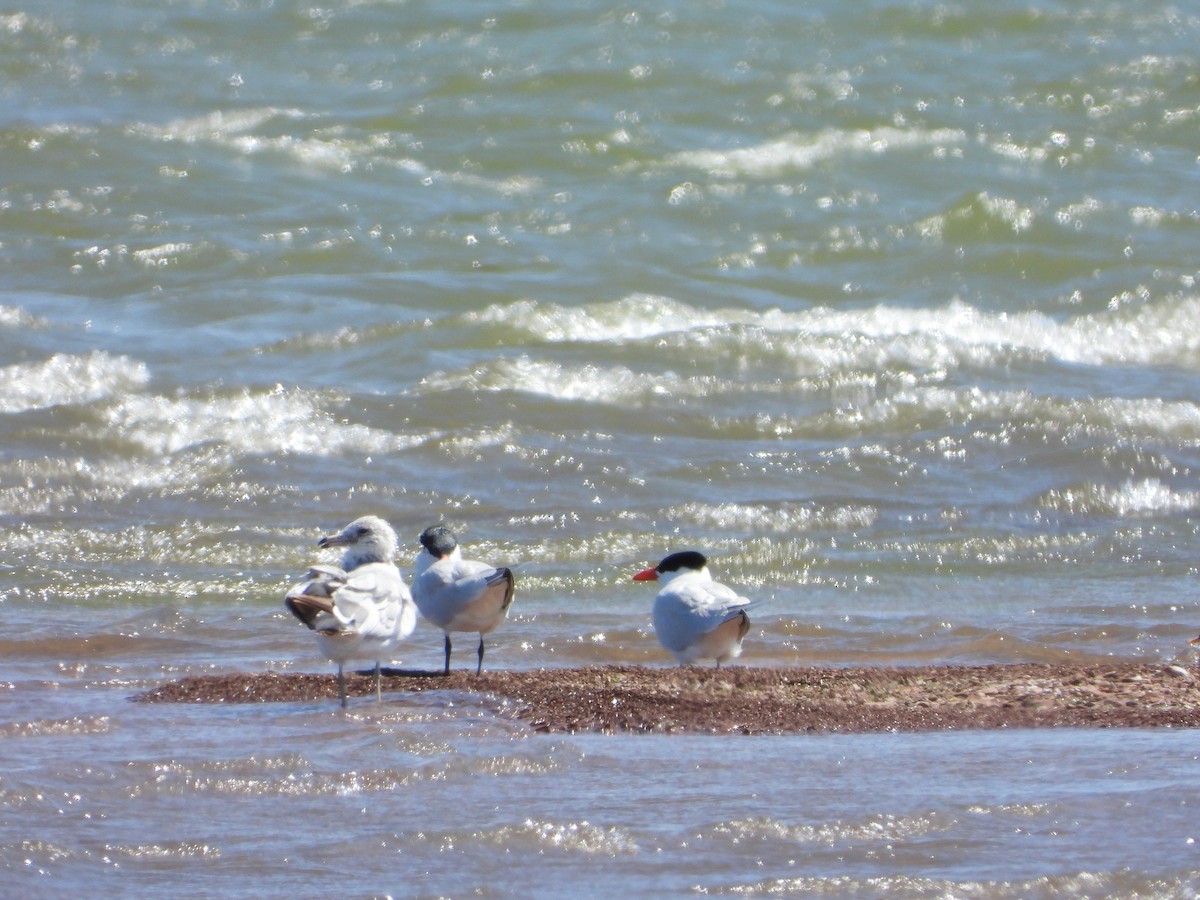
4, 0, 1200, 894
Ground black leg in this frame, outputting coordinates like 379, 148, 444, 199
443, 633, 452, 675
476, 635, 485, 674
373, 661, 382, 701
337, 664, 347, 708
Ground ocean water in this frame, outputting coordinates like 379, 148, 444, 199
3, 0, 1200, 894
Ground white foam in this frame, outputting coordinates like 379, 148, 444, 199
132, 242, 196, 267
127, 107, 531, 192
471, 294, 735, 342
489, 819, 640, 855
419, 354, 716, 405
715, 811, 946, 846
475, 292, 1200, 372
0, 352, 149, 414
128, 108, 306, 143
103, 386, 413, 457
227, 133, 359, 173
1040, 478, 1200, 517
838, 386, 1200, 443
0, 304, 48, 329
668, 126, 965, 177
666, 501, 879, 534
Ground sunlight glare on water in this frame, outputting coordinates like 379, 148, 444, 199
3, 0, 1200, 894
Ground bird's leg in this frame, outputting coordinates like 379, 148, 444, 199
476, 635, 485, 675
443, 633, 452, 676
373, 661, 382, 701
337, 664, 347, 708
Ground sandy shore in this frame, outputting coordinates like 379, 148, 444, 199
135, 662, 1200, 734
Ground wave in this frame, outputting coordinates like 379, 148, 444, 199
126, 107, 308, 144
470, 819, 640, 856
664, 501, 879, 535
666, 126, 966, 178
468, 294, 734, 342
0, 351, 149, 414
417, 354, 705, 405
102, 386, 412, 458
1037, 478, 1200, 518
710, 811, 949, 847
1, 382, 420, 504
729, 872, 1200, 898
124, 106, 535, 195
808, 386, 1200, 444
0, 715, 113, 738
468, 291, 1200, 371
0, 303, 48, 328
422, 295, 1200, 451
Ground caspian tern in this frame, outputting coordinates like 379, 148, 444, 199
633, 550, 754, 667
411, 524, 515, 675
284, 515, 417, 707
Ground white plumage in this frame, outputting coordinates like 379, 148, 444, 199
284, 516, 416, 706
634, 550, 754, 667
411, 524, 515, 674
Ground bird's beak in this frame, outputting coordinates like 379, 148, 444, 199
632, 567, 659, 582
318, 532, 347, 549
1189, 635, 1200, 646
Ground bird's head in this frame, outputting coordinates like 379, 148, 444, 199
319, 515, 398, 568
418, 524, 459, 560
633, 550, 709, 583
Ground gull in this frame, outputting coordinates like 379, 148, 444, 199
633, 550, 754, 667
411, 524, 515, 674
284, 515, 416, 707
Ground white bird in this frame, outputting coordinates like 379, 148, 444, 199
633, 550, 754, 667
411, 524, 515, 675
284, 515, 417, 707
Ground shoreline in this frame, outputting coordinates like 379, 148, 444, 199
135, 662, 1200, 734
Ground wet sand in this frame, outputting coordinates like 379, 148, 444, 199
136, 662, 1200, 734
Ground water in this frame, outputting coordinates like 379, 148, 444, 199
3, 0, 1200, 894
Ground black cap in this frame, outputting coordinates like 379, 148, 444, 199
656, 550, 708, 573
419, 524, 458, 558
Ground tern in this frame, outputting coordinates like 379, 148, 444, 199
284, 515, 417, 707
633, 550, 754, 667
411, 524, 515, 674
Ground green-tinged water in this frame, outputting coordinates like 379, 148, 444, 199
3, 0, 1200, 895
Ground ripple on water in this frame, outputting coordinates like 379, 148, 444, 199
708, 811, 951, 847
0, 716, 113, 738
716, 871, 1200, 897
390, 819, 639, 857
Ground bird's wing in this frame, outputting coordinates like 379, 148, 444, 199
284, 564, 352, 628
284, 591, 335, 630
680, 577, 752, 615
483, 566, 516, 614
306, 564, 349, 582
373, 575, 416, 639
284, 565, 346, 629
448, 561, 515, 617
330, 562, 408, 637
414, 559, 514, 630
652, 580, 751, 652
432, 560, 490, 610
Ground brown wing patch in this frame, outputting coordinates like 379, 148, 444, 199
488, 567, 516, 613
735, 609, 751, 641
284, 593, 335, 630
